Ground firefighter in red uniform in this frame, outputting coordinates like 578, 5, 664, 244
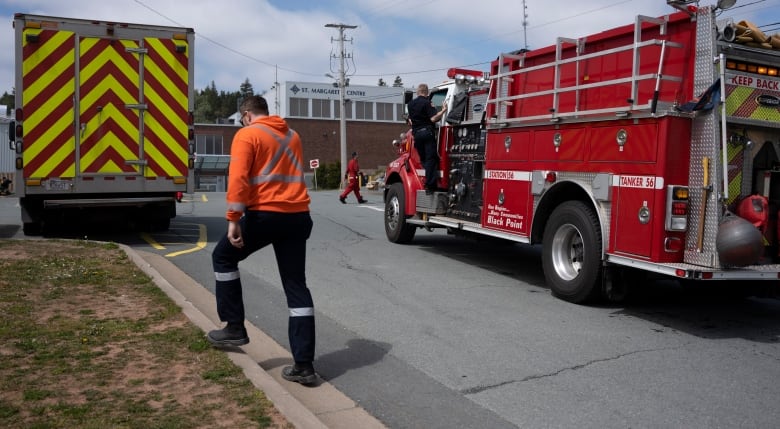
339, 151, 367, 204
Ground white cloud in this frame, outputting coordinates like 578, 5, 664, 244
1, 0, 778, 97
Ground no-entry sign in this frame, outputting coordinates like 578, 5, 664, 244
309, 159, 319, 169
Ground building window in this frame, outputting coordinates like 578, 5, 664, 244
377, 102, 395, 121
355, 101, 372, 120
312, 99, 331, 118
336, 100, 354, 119
195, 134, 224, 155
289, 97, 309, 117
396, 103, 405, 122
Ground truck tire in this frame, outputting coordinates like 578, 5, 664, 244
385, 183, 416, 243
23, 222, 42, 236
153, 217, 171, 232
542, 201, 603, 304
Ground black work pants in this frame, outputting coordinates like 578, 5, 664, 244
413, 127, 439, 189
212, 211, 315, 364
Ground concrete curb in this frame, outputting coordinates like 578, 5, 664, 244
121, 245, 329, 429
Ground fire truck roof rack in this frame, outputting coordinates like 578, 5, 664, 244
488, 13, 685, 127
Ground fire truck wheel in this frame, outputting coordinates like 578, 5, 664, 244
542, 201, 603, 304
385, 183, 416, 243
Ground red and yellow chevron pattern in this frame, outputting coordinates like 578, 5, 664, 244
21, 27, 189, 179
725, 82, 780, 123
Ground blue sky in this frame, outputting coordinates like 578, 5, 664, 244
2, 0, 779, 96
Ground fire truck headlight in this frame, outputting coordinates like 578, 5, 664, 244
392, 139, 401, 148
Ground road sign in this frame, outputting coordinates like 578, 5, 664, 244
310, 159, 320, 169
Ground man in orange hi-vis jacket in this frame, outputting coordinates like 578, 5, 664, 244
339, 151, 367, 204
208, 95, 317, 386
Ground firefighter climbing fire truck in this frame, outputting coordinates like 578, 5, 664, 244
383, 0, 780, 303
9, 13, 195, 235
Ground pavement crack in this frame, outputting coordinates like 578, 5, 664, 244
460, 346, 677, 395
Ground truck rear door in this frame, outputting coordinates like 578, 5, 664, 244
78, 35, 190, 181
20, 17, 191, 191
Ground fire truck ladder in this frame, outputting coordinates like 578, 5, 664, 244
489, 15, 684, 125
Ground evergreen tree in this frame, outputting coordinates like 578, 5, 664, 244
239, 78, 254, 99
0, 90, 14, 114
192, 79, 254, 123
194, 81, 220, 123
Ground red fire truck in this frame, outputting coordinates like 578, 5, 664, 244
383, 1, 780, 303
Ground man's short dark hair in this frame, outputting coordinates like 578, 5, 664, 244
240, 95, 269, 115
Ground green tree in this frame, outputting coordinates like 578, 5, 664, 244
239, 78, 254, 99
0, 90, 14, 114
193, 79, 254, 123
217, 90, 240, 119
319, 161, 342, 189
194, 81, 219, 123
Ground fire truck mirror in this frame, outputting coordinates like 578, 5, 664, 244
8, 120, 15, 144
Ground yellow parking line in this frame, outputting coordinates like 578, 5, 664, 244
141, 232, 165, 250
166, 224, 207, 257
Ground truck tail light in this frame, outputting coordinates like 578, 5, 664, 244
665, 237, 683, 252
671, 201, 687, 215
665, 185, 688, 231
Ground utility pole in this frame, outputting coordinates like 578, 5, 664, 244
270, 65, 280, 115
522, 0, 529, 50
325, 22, 357, 183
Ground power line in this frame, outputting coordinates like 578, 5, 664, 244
132, 0, 319, 77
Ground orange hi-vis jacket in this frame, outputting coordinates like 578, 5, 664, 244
225, 115, 311, 222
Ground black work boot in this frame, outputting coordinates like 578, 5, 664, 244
339, 196, 346, 204
281, 363, 317, 385
207, 323, 249, 347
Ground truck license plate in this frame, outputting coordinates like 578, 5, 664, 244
46, 179, 71, 191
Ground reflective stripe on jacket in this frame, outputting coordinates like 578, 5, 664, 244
226, 115, 310, 221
